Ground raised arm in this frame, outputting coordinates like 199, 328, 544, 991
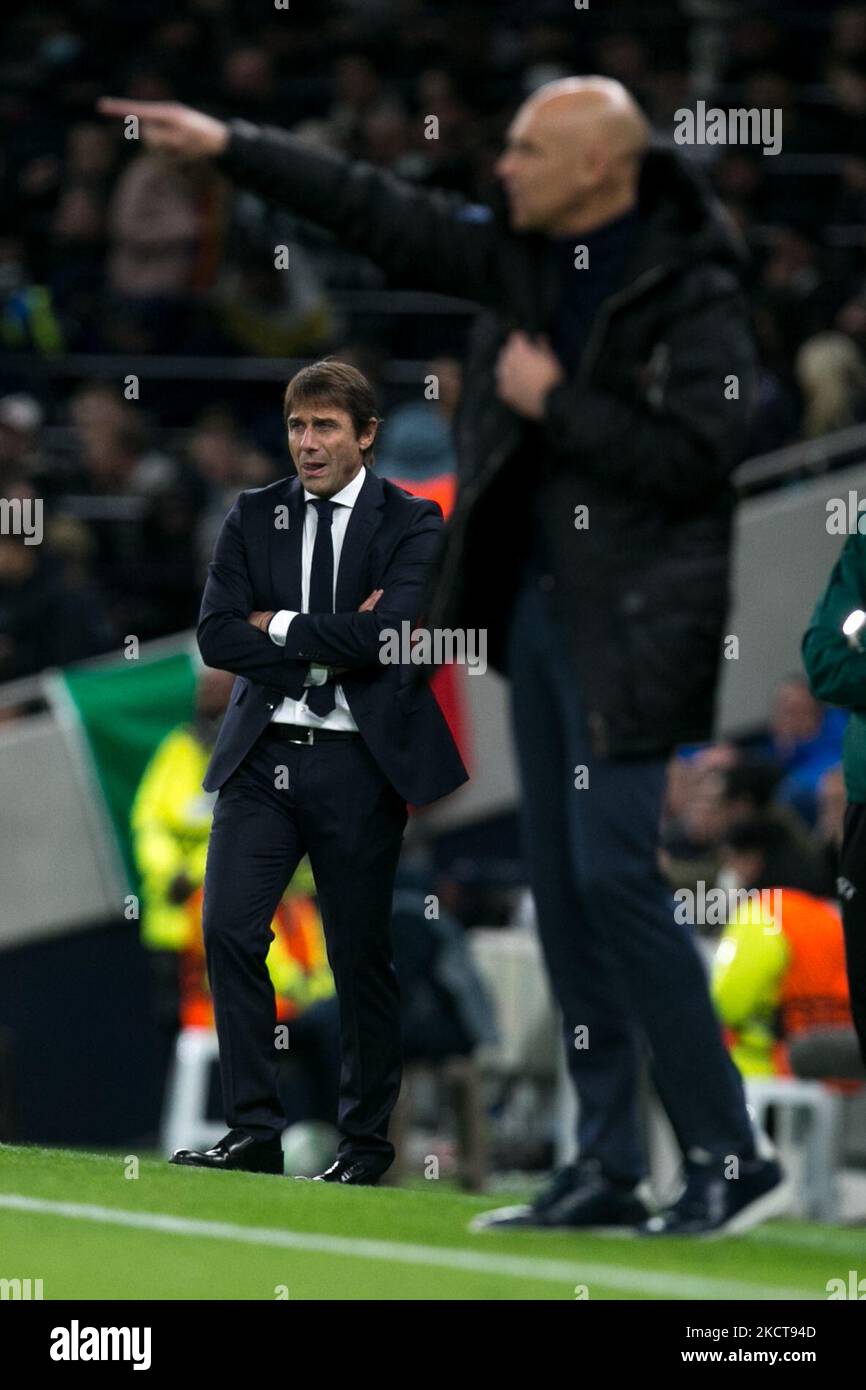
97, 99, 497, 302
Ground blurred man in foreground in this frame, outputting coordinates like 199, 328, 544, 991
99, 77, 786, 1233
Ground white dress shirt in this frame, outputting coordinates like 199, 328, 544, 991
266, 465, 367, 730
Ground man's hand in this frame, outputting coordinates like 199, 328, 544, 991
248, 610, 275, 634
248, 592, 378, 638
495, 331, 565, 420
97, 99, 229, 159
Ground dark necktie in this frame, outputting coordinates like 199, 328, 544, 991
305, 497, 336, 715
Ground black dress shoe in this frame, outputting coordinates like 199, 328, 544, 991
170, 1129, 284, 1175
470, 1159, 648, 1232
311, 1156, 390, 1185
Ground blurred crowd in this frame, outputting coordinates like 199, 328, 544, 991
660, 676, 859, 1082
661, 673, 848, 903
0, 347, 460, 677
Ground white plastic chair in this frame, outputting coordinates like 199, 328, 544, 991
159, 1027, 225, 1158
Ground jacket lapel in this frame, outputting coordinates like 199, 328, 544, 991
335, 467, 385, 611
268, 475, 304, 610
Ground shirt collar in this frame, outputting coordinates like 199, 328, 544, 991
303, 465, 367, 510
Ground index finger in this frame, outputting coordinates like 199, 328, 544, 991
97, 98, 180, 119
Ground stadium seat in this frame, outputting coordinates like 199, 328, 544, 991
745, 1078, 845, 1222
388, 1055, 488, 1192
159, 1027, 225, 1159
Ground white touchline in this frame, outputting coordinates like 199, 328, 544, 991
0, 1193, 815, 1300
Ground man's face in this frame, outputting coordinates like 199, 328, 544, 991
286, 398, 376, 497
495, 102, 597, 234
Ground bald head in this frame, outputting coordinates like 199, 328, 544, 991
496, 76, 651, 235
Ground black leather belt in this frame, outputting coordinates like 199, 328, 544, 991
262, 723, 360, 745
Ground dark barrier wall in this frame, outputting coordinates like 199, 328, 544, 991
0, 920, 166, 1147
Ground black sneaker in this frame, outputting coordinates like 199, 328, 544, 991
470, 1159, 648, 1233
640, 1153, 792, 1238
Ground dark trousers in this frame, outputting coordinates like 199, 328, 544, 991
202, 727, 408, 1162
506, 579, 754, 1183
839, 800, 866, 1066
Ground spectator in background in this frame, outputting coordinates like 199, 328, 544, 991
390, 865, 497, 1065
660, 749, 835, 904
377, 356, 461, 487
828, 4, 866, 65
0, 233, 64, 355
67, 383, 179, 497
756, 225, 834, 360
189, 408, 279, 581
49, 123, 118, 348
324, 52, 399, 156
215, 236, 335, 359
795, 331, 866, 437
711, 818, 861, 1081
837, 280, 866, 354
825, 54, 866, 157
659, 744, 740, 900
0, 395, 44, 484
106, 151, 207, 352
220, 46, 282, 127
54, 384, 203, 640
411, 68, 481, 193
714, 760, 836, 897
752, 674, 848, 826
0, 523, 117, 680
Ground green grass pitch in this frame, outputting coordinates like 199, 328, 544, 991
0, 1143, 859, 1300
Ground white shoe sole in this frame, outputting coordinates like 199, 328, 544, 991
469, 1204, 644, 1236
469, 1204, 533, 1232
644, 1173, 795, 1240
713, 1174, 795, 1238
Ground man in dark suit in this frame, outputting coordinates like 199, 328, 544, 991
170, 359, 467, 1183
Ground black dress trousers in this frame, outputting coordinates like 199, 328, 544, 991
202, 725, 408, 1161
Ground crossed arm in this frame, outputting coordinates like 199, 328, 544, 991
197, 494, 443, 693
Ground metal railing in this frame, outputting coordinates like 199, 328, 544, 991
734, 421, 866, 496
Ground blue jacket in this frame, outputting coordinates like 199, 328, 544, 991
197, 466, 469, 806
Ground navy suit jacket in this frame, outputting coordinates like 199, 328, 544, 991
197, 467, 469, 806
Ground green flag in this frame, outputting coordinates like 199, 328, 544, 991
56, 649, 197, 893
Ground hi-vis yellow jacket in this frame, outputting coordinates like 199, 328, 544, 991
711, 888, 852, 1077
131, 725, 217, 951
130, 725, 331, 1017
